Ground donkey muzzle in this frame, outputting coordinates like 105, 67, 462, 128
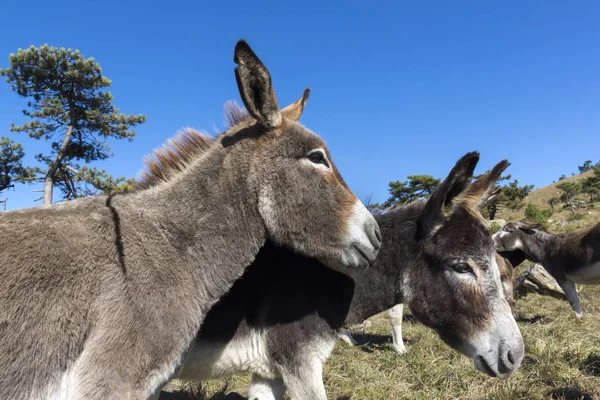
340, 201, 381, 270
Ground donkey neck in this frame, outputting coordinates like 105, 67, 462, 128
129, 143, 266, 307
345, 206, 419, 325
521, 231, 561, 265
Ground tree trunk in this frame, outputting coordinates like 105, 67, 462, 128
489, 204, 497, 220
43, 125, 73, 205
515, 264, 566, 300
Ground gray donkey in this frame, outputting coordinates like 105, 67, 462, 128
493, 219, 600, 317
340, 251, 519, 356
341, 168, 522, 355
0, 40, 381, 400
152, 153, 524, 400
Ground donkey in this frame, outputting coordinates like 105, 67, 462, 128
0, 40, 381, 400
493, 219, 600, 318
156, 153, 524, 400
340, 163, 522, 355
349, 251, 519, 355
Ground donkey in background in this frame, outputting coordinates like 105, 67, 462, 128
341, 167, 522, 355
0, 40, 381, 400
339, 170, 525, 355
158, 152, 524, 400
342, 251, 518, 355
493, 219, 600, 318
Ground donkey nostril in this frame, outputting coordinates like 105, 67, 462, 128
507, 349, 515, 365
374, 226, 382, 243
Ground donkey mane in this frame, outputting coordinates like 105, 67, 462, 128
136, 101, 252, 189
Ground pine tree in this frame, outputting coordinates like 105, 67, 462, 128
383, 174, 440, 208
0, 136, 36, 194
0, 45, 146, 204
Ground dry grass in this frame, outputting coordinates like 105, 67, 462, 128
160, 285, 600, 399
497, 170, 599, 231
160, 178, 600, 400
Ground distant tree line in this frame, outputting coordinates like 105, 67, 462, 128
368, 158, 600, 221
368, 171, 534, 220
549, 161, 600, 215
0, 45, 145, 207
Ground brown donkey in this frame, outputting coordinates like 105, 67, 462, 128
342, 166, 520, 355
493, 219, 600, 317
357, 252, 518, 356
155, 153, 524, 400
0, 40, 380, 400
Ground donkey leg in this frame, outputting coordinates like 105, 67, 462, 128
247, 374, 285, 400
388, 304, 407, 355
338, 328, 358, 346
557, 278, 582, 318
280, 358, 327, 400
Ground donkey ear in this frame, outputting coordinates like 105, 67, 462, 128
234, 40, 282, 130
416, 151, 480, 239
281, 88, 310, 122
519, 227, 537, 235
517, 219, 542, 234
463, 159, 510, 211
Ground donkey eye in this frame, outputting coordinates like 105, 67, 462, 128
452, 262, 473, 274
307, 151, 328, 167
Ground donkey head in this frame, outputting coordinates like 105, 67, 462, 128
224, 40, 380, 271
492, 220, 546, 264
406, 153, 524, 379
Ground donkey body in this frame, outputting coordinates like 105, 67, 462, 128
167, 154, 524, 400
0, 41, 380, 400
493, 220, 600, 317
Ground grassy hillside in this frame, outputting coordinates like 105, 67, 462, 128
496, 170, 600, 233
160, 175, 600, 400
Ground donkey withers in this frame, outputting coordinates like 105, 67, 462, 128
163, 153, 524, 400
493, 220, 600, 317
0, 40, 381, 400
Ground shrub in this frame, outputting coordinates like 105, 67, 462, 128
567, 213, 585, 222
488, 221, 502, 235
524, 203, 553, 227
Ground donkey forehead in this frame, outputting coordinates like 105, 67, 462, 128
428, 209, 494, 261
276, 123, 328, 152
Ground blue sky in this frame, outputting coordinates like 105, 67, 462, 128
1, 0, 599, 210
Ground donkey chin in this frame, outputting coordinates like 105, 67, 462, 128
456, 307, 525, 380
337, 201, 382, 270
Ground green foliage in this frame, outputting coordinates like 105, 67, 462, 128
578, 160, 593, 173
556, 181, 582, 214
501, 179, 535, 211
488, 221, 502, 234
0, 136, 37, 193
558, 174, 567, 181
53, 165, 136, 201
524, 203, 553, 227
0, 45, 146, 203
383, 174, 440, 208
581, 165, 600, 203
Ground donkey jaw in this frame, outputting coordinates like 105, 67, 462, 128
465, 310, 524, 380
339, 200, 381, 270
